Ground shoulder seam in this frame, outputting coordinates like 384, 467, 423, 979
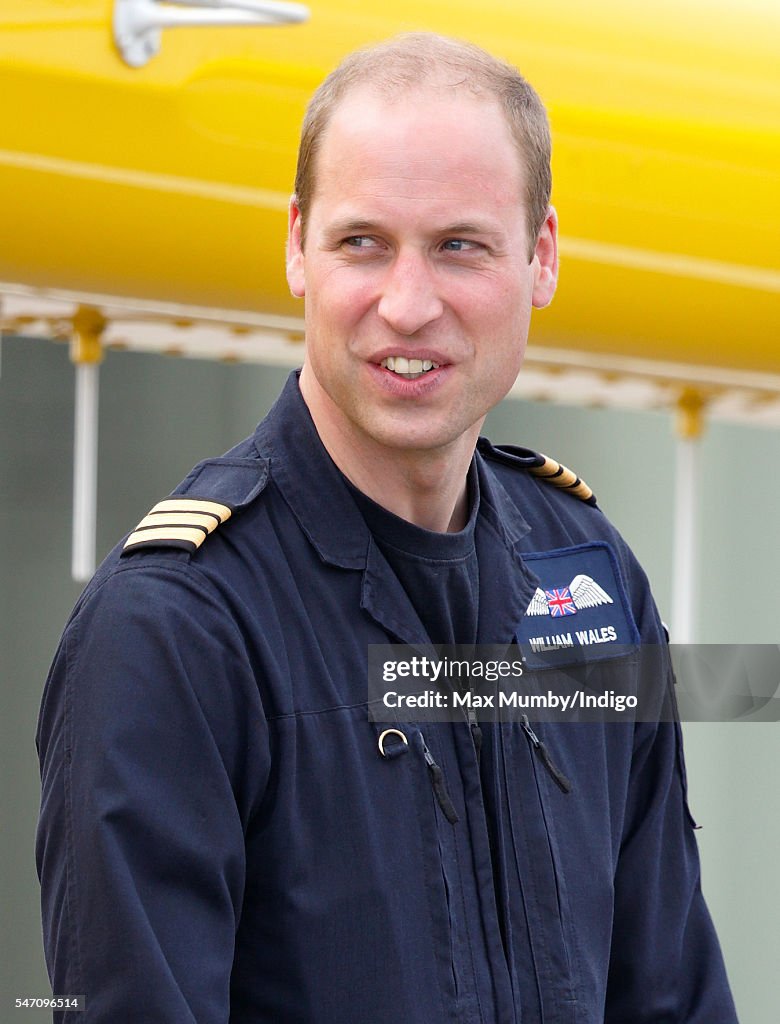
74, 558, 237, 621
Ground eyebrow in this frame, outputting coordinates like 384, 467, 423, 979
324, 219, 382, 237
438, 222, 496, 236
324, 218, 502, 238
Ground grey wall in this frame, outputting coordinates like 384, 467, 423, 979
1, 335, 777, 1020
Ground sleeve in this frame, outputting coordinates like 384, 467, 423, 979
604, 551, 738, 1022
36, 562, 271, 1024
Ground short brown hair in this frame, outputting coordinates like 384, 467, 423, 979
293, 32, 552, 260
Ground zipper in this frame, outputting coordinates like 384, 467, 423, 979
421, 735, 460, 825
466, 708, 483, 765
520, 715, 572, 794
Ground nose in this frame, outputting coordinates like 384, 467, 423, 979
376, 251, 444, 336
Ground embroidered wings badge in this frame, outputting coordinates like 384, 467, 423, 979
525, 575, 614, 618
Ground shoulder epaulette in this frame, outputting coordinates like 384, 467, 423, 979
477, 439, 597, 506
123, 498, 233, 555
122, 456, 269, 557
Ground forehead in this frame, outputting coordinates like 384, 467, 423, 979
311, 85, 525, 210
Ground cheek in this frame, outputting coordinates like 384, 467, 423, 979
470, 281, 531, 343
461, 268, 532, 320
306, 271, 377, 335
470, 294, 531, 391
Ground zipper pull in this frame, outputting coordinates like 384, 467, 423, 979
520, 715, 572, 794
421, 736, 460, 825
467, 709, 483, 765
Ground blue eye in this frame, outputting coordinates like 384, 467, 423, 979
344, 236, 376, 248
442, 239, 478, 251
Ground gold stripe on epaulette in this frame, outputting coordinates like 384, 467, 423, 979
530, 455, 594, 503
134, 511, 221, 532
124, 526, 210, 551
150, 498, 232, 522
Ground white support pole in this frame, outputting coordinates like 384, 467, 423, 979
671, 436, 698, 643
70, 307, 105, 583
72, 362, 100, 581
670, 389, 706, 644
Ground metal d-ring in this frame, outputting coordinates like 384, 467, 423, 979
377, 728, 408, 758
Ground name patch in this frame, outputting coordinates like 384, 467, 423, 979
516, 542, 639, 669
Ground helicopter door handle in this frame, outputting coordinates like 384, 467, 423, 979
114, 0, 310, 68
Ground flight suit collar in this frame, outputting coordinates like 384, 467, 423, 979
475, 455, 541, 644
252, 371, 370, 570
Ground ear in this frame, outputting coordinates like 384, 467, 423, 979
531, 206, 559, 309
286, 196, 306, 298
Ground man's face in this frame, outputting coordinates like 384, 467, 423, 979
287, 85, 557, 461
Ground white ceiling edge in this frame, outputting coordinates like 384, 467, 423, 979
2, 282, 779, 429
0, 281, 305, 332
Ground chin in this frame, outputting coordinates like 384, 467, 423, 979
365, 419, 474, 455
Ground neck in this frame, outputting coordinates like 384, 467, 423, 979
342, 445, 474, 533
300, 369, 479, 533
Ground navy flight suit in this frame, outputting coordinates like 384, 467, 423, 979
37, 372, 738, 1023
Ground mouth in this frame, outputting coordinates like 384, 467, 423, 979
380, 355, 441, 381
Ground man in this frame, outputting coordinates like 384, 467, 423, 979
37, 33, 737, 1023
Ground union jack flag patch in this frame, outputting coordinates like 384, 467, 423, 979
546, 588, 577, 616
525, 575, 614, 618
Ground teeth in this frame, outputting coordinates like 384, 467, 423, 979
381, 356, 440, 377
